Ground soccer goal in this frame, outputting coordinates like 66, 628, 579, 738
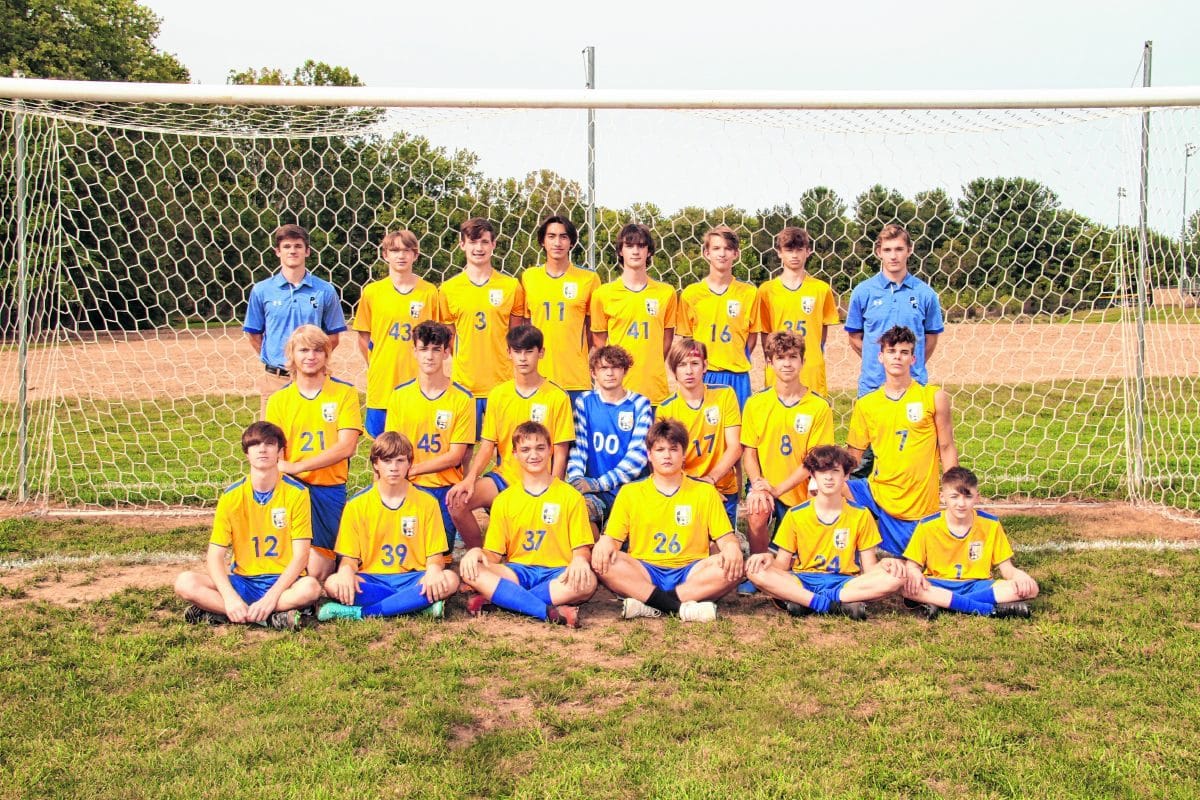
0, 78, 1197, 514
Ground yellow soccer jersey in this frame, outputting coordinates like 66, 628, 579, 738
904, 510, 1014, 581
211, 475, 312, 577
485, 478, 592, 568
521, 264, 600, 392
335, 484, 447, 574
657, 385, 742, 495
754, 275, 840, 396
351, 277, 439, 409
846, 382, 942, 521
265, 377, 363, 486
773, 500, 881, 576
482, 379, 575, 486
604, 476, 733, 568
438, 271, 527, 397
740, 388, 835, 507
678, 280, 761, 374
384, 380, 476, 488
589, 279, 677, 404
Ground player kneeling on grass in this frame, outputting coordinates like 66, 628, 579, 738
592, 418, 743, 622
319, 432, 460, 622
175, 421, 321, 631
901, 466, 1039, 620
459, 421, 596, 627
745, 445, 904, 620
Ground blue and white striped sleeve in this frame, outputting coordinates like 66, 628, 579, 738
595, 394, 653, 492
566, 394, 589, 483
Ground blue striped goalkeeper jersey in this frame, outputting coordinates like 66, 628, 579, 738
565, 390, 653, 492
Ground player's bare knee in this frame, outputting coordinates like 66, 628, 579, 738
173, 571, 200, 598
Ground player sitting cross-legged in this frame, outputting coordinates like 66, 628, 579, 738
174, 421, 321, 631
901, 466, 1039, 620
745, 445, 904, 620
318, 431, 460, 622
592, 419, 743, 622
458, 421, 596, 627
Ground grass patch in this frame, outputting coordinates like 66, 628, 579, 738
0, 517, 207, 560
1051, 308, 1200, 325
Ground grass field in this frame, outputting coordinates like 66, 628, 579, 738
0, 512, 1197, 799
2, 376, 1197, 510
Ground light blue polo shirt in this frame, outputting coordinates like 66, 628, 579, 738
844, 271, 943, 397
243, 271, 347, 369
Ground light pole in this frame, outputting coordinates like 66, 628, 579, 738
1183, 143, 1197, 241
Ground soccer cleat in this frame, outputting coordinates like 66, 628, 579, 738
678, 600, 718, 622
915, 602, 940, 621
553, 605, 581, 628
992, 601, 1032, 619
827, 601, 869, 621
183, 605, 227, 626
317, 602, 364, 622
784, 601, 814, 617
737, 579, 758, 596
465, 593, 495, 617
265, 610, 301, 631
621, 597, 663, 619
420, 600, 446, 619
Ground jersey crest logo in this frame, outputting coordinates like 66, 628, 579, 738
541, 503, 561, 524
408, 301, 425, 319
529, 403, 548, 423
563, 282, 578, 299
645, 298, 659, 317
833, 528, 849, 550
793, 413, 813, 434
968, 541, 982, 561
434, 410, 452, 430
910, 296, 919, 309
801, 296, 815, 314
488, 289, 504, 307
271, 508, 287, 530
906, 402, 923, 423
617, 411, 634, 431
674, 505, 692, 526
704, 405, 720, 425
308, 296, 320, 310
321, 402, 337, 422
401, 516, 417, 537
726, 299, 741, 318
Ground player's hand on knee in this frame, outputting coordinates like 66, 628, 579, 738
745, 552, 773, 575
326, 573, 354, 605
224, 597, 250, 624
459, 548, 485, 581
903, 563, 927, 597
1013, 570, 1038, 598
246, 595, 277, 623
746, 489, 772, 516
878, 558, 906, 579
564, 556, 594, 590
591, 537, 617, 575
717, 551, 744, 583
447, 481, 473, 508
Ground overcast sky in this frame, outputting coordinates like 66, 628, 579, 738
143, 0, 1200, 233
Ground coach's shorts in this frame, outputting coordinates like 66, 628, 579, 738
354, 571, 426, 606
583, 489, 617, 527
308, 483, 348, 557
364, 408, 387, 439
705, 370, 751, 410
508, 563, 566, 604
639, 560, 699, 592
793, 571, 854, 596
722, 493, 739, 530
415, 484, 458, 549
229, 573, 280, 603
847, 478, 918, 557
928, 577, 997, 605
474, 397, 488, 438
483, 470, 509, 494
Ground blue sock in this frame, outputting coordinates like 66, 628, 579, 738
529, 578, 554, 605
362, 585, 430, 617
948, 593, 994, 616
809, 592, 833, 613
492, 578, 550, 621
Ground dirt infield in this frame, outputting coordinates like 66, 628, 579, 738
1, 321, 1197, 403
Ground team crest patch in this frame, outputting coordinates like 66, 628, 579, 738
321, 402, 337, 423
541, 503, 561, 525
793, 413, 813, 434
563, 282, 578, 300
645, 298, 659, 317
726, 299, 741, 318
408, 301, 424, 319
801, 296, 815, 315
968, 541, 983, 561
434, 410, 452, 430
617, 411, 634, 431
833, 528, 849, 550
906, 402, 923, 423
488, 289, 504, 307
704, 405, 720, 425
674, 505, 692, 526
529, 403, 548, 423
401, 516, 417, 538
910, 296, 919, 309
271, 508, 287, 530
